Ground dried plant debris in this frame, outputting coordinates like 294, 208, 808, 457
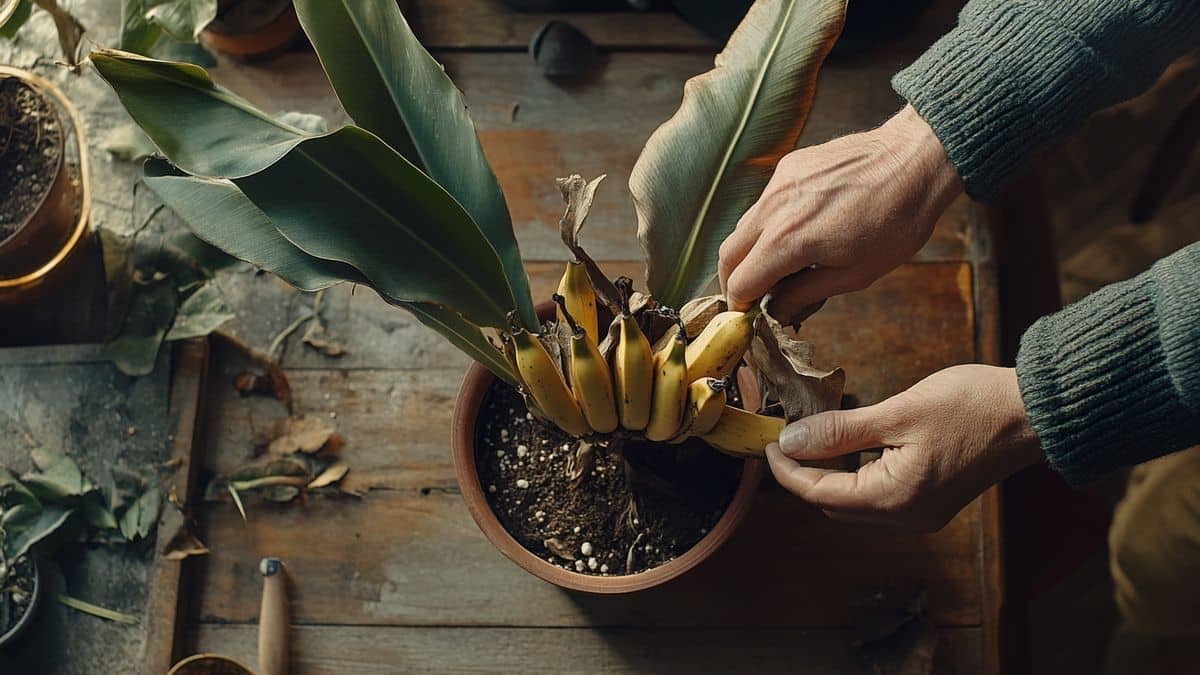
301, 290, 347, 357
748, 310, 845, 421
204, 415, 352, 515
216, 331, 294, 411
161, 528, 208, 561
557, 174, 621, 311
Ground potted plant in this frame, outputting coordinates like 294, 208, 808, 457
120, 0, 301, 62
91, 0, 847, 592
0, 450, 159, 644
0, 66, 92, 308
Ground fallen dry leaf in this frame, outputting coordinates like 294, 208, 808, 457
544, 537, 576, 561
307, 461, 349, 489
259, 415, 336, 455
748, 313, 844, 422
162, 528, 209, 561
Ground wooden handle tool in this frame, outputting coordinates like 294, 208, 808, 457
258, 557, 289, 675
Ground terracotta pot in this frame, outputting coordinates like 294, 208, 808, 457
202, 0, 301, 60
451, 306, 766, 593
0, 67, 92, 307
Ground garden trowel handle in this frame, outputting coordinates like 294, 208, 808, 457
258, 557, 289, 675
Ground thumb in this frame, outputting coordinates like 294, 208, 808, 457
778, 406, 887, 460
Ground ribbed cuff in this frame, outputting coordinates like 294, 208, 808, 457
1017, 244, 1200, 486
892, 0, 1200, 202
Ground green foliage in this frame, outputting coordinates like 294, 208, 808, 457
121, 0, 217, 62
0, 452, 160, 569
630, 0, 846, 306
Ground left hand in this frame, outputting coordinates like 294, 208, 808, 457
766, 365, 1044, 531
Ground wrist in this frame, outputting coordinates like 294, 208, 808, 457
878, 105, 963, 207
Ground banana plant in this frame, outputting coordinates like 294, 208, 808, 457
91, 0, 846, 456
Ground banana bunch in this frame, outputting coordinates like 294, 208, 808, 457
500, 260, 784, 458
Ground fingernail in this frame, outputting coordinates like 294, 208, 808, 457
778, 423, 809, 455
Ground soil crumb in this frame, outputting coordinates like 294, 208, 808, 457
0, 76, 64, 241
476, 381, 743, 576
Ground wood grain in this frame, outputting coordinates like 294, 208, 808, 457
189, 624, 984, 674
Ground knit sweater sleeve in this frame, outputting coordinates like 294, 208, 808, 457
892, 0, 1200, 201
1016, 243, 1200, 486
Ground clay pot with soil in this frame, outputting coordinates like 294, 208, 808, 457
0, 557, 40, 648
201, 0, 302, 60
93, 0, 847, 593
0, 67, 91, 307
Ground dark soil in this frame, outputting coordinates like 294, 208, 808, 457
0, 77, 63, 242
476, 381, 743, 576
0, 556, 37, 638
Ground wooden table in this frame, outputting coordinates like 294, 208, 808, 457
167, 1, 1001, 672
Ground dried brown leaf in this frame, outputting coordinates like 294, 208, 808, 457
302, 289, 348, 357
259, 415, 336, 455
566, 441, 595, 488
556, 174, 621, 311
307, 461, 350, 489
543, 537, 576, 561
748, 314, 844, 422
162, 528, 209, 561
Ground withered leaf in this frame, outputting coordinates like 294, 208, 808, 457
258, 415, 336, 455
679, 294, 727, 337
162, 528, 209, 561
261, 485, 302, 502
556, 174, 621, 311
763, 291, 826, 331
748, 313, 844, 422
216, 331, 294, 412
566, 441, 596, 488
596, 314, 622, 360
307, 461, 350, 489
302, 289, 347, 357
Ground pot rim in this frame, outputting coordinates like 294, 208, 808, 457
0, 556, 42, 646
451, 360, 766, 594
0, 66, 91, 291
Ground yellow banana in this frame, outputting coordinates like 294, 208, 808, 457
553, 294, 618, 433
700, 406, 785, 458
612, 278, 653, 431
669, 377, 728, 442
684, 308, 759, 381
644, 323, 688, 441
509, 314, 589, 437
556, 259, 597, 340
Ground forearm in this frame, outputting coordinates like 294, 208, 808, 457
1017, 242, 1200, 486
894, 0, 1200, 201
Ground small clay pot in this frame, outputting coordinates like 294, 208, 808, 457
0, 67, 91, 307
0, 558, 42, 648
202, 0, 302, 60
451, 306, 765, 593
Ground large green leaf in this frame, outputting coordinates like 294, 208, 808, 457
294, 0, 537, 330
145, 0, 217, 43
144, 160, 517, 384
629, 0, 845, 306
2, 504, 73, 561
92, 49, 519, 328
143, 159, 363, 291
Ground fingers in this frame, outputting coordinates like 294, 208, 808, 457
767, 268, 861, 323
724, 233, 811, 311
778, 406, 890, 460
766, 443, 892, 512
717, 204, 766, 301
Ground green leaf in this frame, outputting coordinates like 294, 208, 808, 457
165, 282, 234, 340
630, 0, 845, 306
118, 486, 160, 541
0, 0, 32, 39
103, 279, 178, 376
120, 0, 159, 53
400, 302, 518, 387
93, 49, 519, 328
276, 111, 328, 135
24, 448, 88, 500
2, 505, 73, 560
56, 594, 139, 624
143, 158, 361, 291
144, 0, 217, 43
82, 492, 119, 530
294, 0, 537, 330
91, 50, 310, 178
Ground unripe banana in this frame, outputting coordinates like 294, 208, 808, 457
554, 295, 618, 434
644, 325, 688, 441
684, 308, 759, 381
613, 313, 654, 430
700, 406, 785, 458
556, 260, 598, 340
509, 316, 589, 437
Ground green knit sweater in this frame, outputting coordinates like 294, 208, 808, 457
892, 0, 1200, 485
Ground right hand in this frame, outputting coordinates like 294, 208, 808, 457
718, 105, 964, 318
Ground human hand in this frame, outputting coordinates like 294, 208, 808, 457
718, 105, 963, 318
766, 365, 1043, 532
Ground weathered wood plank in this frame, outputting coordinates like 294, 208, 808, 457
408, 0, 713, 50
188, 624, 984, 674
208, 53, 972, 264
192, 485, 982, 628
